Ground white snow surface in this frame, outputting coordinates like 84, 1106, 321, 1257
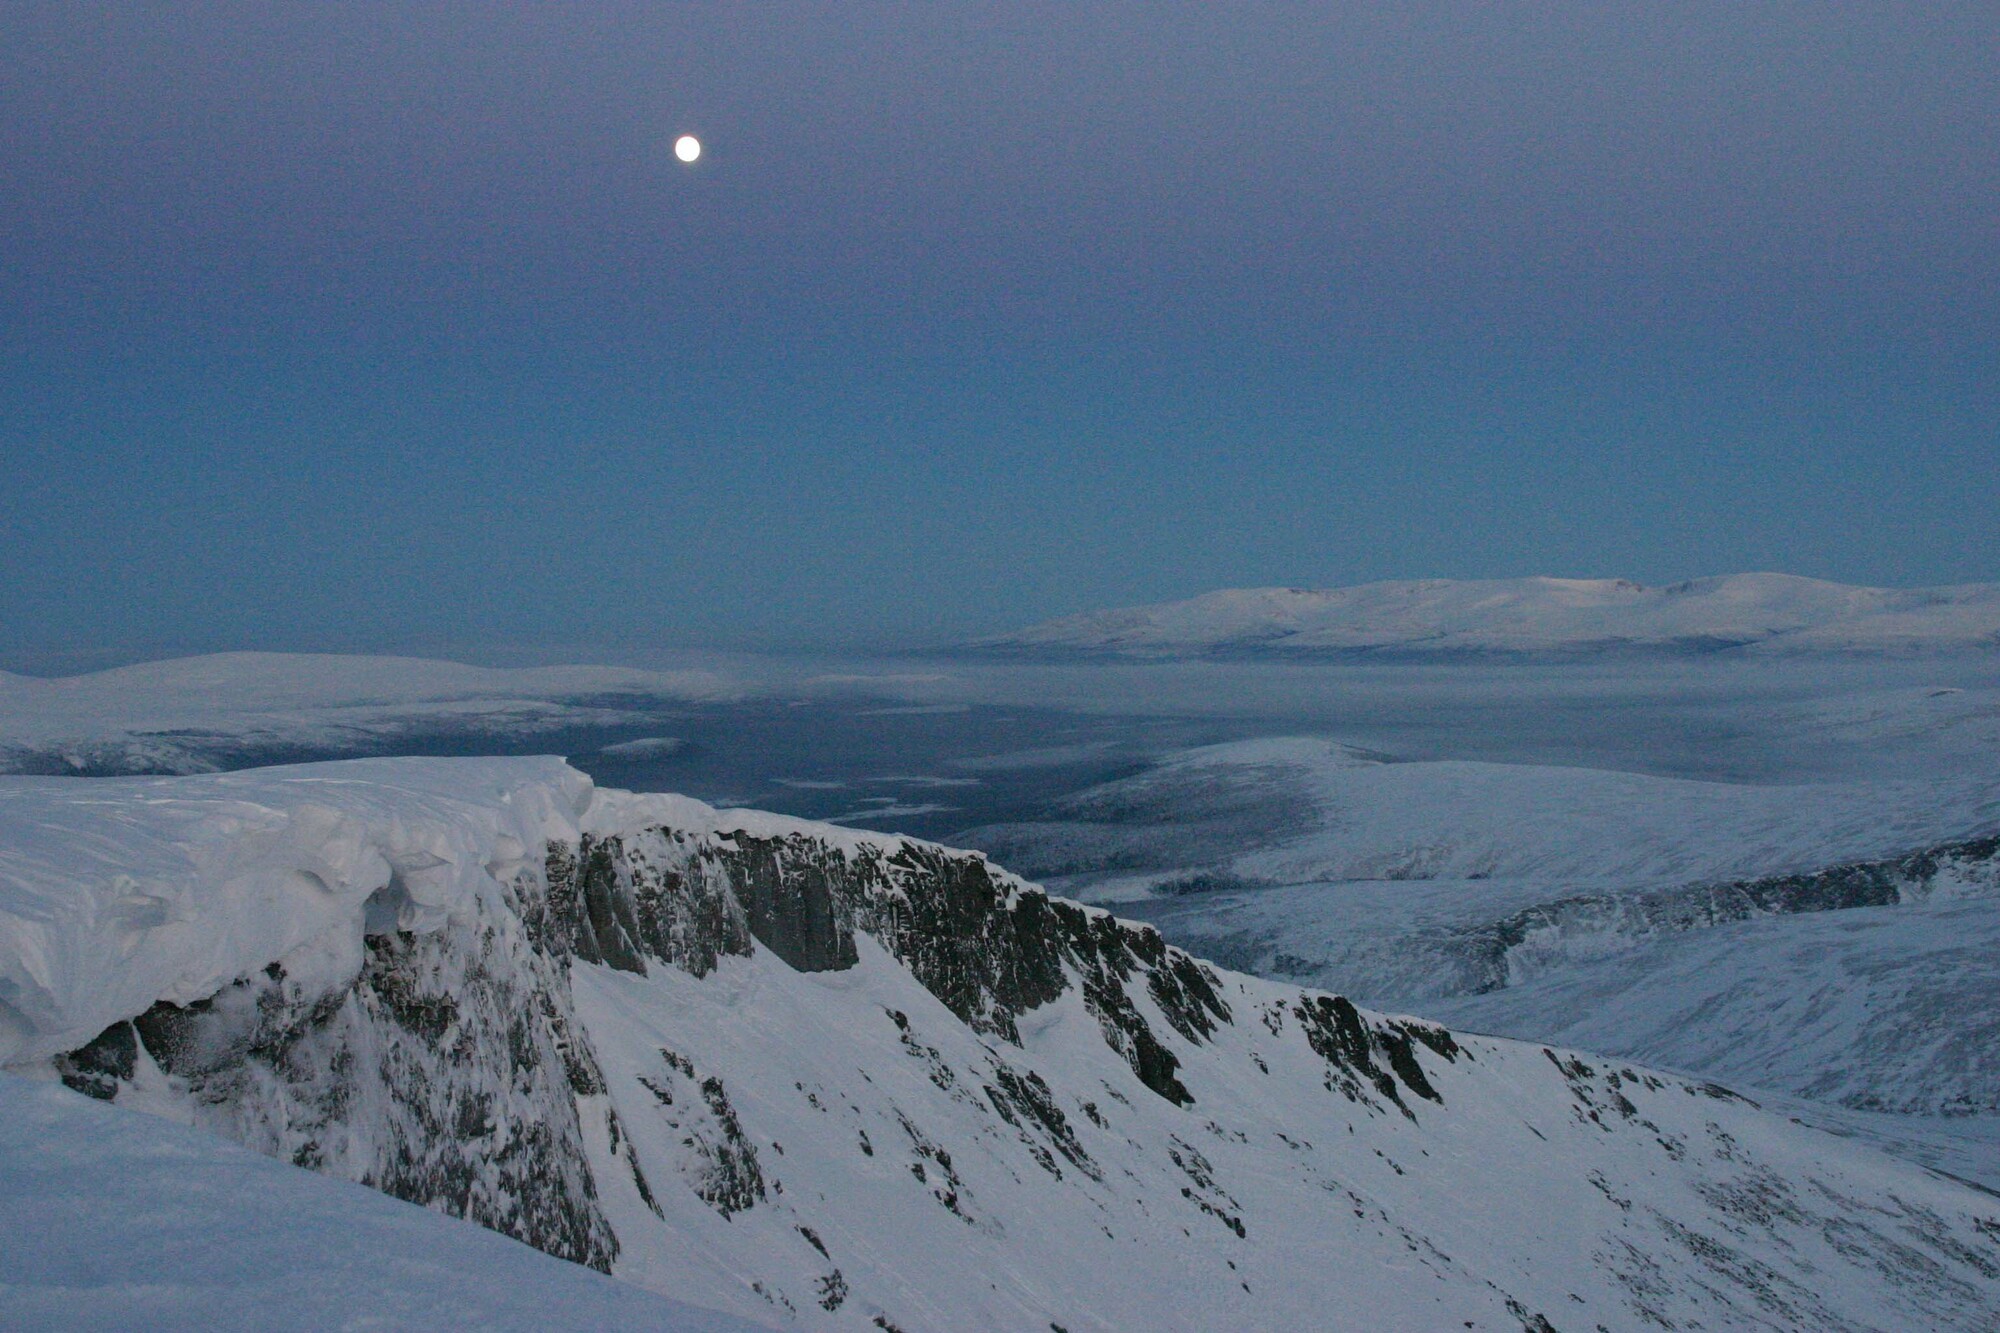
0, 651, 738, 775
1037, 736, 2000, 899
1428, 894, 2000, 1187
0, 757, 830, 1066
572, 929, 2000, 1331
0, 1070, 763, 1332
978, 573, 2000, 657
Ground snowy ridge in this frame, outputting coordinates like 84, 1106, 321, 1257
973, 574, 2000, 658
4, 759, 1999, 1329
1428, 884, 2000, 1147
0, 758, 596, 1063
976, 736, 2000, 898
1465, 834, 2000, 990
0, 651, 739, 776
986, 737, 2000, 1188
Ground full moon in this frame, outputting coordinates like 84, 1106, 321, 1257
674, 135, 702, 163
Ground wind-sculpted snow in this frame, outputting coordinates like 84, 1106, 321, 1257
4, 759, 1999, 1329
0, 758, 597, 1064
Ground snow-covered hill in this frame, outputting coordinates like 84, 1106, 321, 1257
1424, 884, 2000, 1186
971, 736, 2000, 897
969, 738, 2000, 1189
971, 574, 2000, 658
3, 759, 1997, 1330
0, 651, 739, 776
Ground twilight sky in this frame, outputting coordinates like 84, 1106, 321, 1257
4, 2, 1997, 665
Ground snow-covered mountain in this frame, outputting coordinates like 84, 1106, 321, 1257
967, 738, 2000, 1188
0, 651, 739, 776
970, 574, 2000, 658
1422, 871, 2000, 1186
4, 759, 1997, 1330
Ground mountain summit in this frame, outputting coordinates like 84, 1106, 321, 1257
970, 574, 2000, 659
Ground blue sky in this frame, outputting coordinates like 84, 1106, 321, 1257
4, 3, 1996, 665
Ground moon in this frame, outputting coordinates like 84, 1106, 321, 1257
674, 135, 702, 164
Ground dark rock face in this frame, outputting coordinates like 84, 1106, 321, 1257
846, 842, 1233, 1105
634, 1043, 767, 1218
53, 1020, 137, 1100
1456, 833, 2000, 994
983, 1060, 1100, 1182
714, 835, 860, 973
99, 870, 624, 1274
539, 833, 754, 977
548, 827, 1242, 1109
1285, 995, 1454, 1115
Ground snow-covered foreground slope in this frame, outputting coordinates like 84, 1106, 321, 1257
0, 651, 738, 776
0, 1071, 761, 1332
3, 760, 1998, 1330
973, 574, 2000, 659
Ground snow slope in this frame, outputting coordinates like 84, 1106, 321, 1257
1115, 842, 2000, 1151
976, 738, 2000, 1189
0, 651, 738, 776
972, 574, 2000, 658
3, 759, 1998, 1330
0, 1071, 762, 1332
972, 736, 2000, 898
1426, 893, 2000, 1188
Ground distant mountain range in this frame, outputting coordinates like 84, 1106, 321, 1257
966, 574, 2000, 659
